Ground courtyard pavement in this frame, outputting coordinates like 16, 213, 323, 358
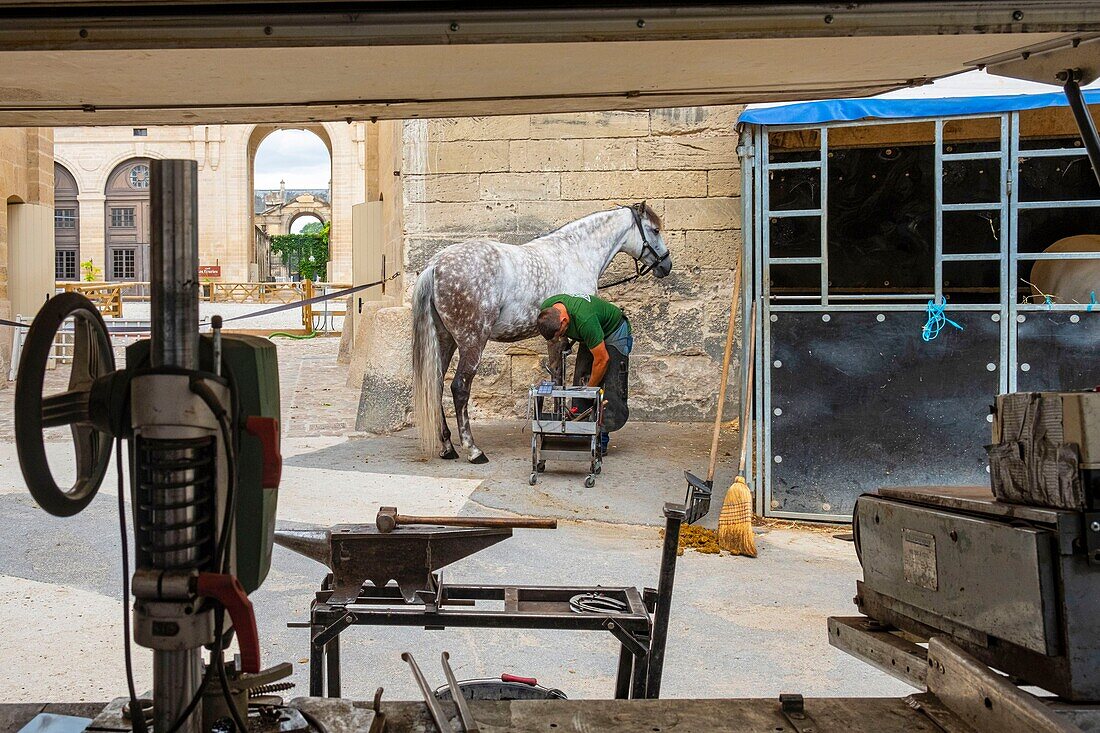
0, 332, 912, 705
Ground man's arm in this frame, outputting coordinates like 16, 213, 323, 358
587, 341, 610, 387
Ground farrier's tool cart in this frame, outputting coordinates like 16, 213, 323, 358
528, 342, 603, 487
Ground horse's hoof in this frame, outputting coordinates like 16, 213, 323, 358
440, 447, 459, 460
469, 453, 490, 465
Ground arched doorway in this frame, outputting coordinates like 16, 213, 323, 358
250, 127, 332, 281
53, 163, 80, 281
289, 212, 324, 233
104, 157, 151, 284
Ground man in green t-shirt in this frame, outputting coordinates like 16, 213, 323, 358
536, 293, 633, 454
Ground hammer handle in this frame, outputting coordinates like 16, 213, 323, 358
397, 515, 557, 530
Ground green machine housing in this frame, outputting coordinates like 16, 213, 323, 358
126, 334, 281, 593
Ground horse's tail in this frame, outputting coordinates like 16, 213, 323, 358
411, 267, 443, 456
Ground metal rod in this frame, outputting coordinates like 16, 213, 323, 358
150, 159, 199, 371
148, 159, 203, 733
153, 651, 202, 733
441, 652, 480, 733
1060, 69, 1100, 189
394, 514, 558, 530
645, 504, 685, 699
401, 652, 452, 733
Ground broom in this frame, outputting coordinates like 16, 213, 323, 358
717, 301, 757, 557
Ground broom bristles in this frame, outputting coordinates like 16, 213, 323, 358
718, 476, 757, 557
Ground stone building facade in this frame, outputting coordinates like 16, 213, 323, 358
348, 106, 744, 429
52, 123, 364, 283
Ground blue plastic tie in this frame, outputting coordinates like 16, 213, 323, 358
922, 299, 964, 342
1044, 294, 1053, 310
1089, 291, 1097, 313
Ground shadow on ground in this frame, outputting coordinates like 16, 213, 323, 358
285, 421, 742, 528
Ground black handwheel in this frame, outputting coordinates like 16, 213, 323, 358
15, 292, 116, 517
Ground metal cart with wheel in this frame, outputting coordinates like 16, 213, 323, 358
528, 383, 604, 487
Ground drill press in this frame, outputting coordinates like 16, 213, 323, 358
14, 160, 283, 732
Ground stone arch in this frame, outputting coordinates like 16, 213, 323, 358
248, 125, 334, 279
53, 162, 80, 280
104, 157, 151, 283
287, 209, 327, 233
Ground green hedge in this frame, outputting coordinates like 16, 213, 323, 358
270, 221, 330, 281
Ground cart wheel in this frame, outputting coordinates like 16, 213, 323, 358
530, 473, 539, 486
537, 460, 546, 472
594, 459, 602, 475
585, 475, 596, 488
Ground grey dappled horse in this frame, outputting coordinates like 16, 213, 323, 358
412, 203, 672, 463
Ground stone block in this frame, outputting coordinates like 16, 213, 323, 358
529, 111, 650, 139
560, 171, 706, 201
581, 139, 637, 171
424, 141, 510, 174
404, 201, 518, 235
428, 115, 531, 142
637, 135, 739, 170
683, 229, 742, 270
708, 168, 743, 197
509, 140, 584, 172
649, 106, 744, 136
662, 198, 740, 231
403, 174, 480, 203
479, 172, 561, 201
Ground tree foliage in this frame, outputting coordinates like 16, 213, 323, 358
270, 221, 330, 281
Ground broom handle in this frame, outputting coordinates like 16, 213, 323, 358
705, 258, 743, 484
737, 301, 757, 476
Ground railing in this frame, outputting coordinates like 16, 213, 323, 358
52, 279, 350, 333
8, 316, 163, 381
55, 281, 126, 317
207, 281, 305, 304
301, 281, 350, 332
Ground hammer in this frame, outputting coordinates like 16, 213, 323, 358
376, 506, 557, 534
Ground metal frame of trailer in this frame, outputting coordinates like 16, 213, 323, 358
740, 99, 1100, 521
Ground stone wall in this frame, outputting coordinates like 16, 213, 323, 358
0, 128, 54, 375
355, 106, 745, 430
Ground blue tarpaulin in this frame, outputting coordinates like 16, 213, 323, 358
737, 89, 1100, 126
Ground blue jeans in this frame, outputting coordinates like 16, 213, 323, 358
605, 319, 633, 356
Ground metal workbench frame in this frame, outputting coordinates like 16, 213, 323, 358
743, 111, 1100, 521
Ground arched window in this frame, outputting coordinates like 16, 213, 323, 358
54, 163, 80, 280
104, 158, 151, 283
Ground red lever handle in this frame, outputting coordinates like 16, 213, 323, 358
245, 416, 282, 489
501, 673, 538, 686
197, 573, 260, 673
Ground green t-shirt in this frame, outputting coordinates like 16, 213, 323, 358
541, 294, 624, 350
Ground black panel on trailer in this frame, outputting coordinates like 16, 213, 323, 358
1016, 312, 1100, 392
768, 311, 998, 518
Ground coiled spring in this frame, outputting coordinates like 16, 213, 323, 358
135, 436, 217, 570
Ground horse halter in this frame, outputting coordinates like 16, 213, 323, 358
598, 203, 670, 289
626, 202, 670, 277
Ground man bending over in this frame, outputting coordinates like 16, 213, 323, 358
536, 293, 633, 455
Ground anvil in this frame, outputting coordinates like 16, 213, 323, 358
274, 523, 512, 604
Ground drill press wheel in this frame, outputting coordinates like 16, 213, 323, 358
15, 292, 116, 517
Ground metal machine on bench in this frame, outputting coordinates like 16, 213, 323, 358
832, 390, 1100, 727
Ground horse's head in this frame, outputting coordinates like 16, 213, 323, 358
624, 202, 672, 278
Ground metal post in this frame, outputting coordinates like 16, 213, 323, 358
325, 636, 342, 698
148, 159, 202, 733
1060, 70, 1100, 189
645, 503, 685, 698
150, 159, 200, 371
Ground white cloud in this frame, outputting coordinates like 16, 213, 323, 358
254, 129, 331, 189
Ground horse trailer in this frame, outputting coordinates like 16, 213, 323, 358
738, 89, 1100, 521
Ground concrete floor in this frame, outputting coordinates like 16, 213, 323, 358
0, 337, 913, 705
